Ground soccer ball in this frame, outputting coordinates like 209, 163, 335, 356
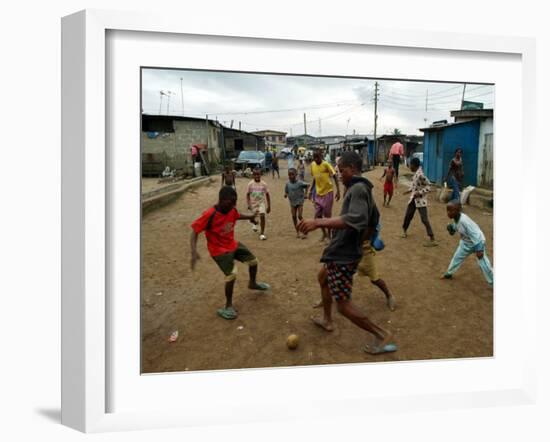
286, 334, 299, 350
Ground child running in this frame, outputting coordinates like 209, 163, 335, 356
441, 200, 493, 286
401, 157, 438, 247
247, 168, 271, 240
379, 162, 395, 207
190, 186, 271, 320
284, 168, 309, 239
298, 151, 397, 355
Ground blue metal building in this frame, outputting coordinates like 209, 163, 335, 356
368, 139, 375, 165
420, 119, 480, 186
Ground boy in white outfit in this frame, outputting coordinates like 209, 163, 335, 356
442, 200, 493, 287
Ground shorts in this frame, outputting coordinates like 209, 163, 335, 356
272, 164, 279, 171
251, 201, 267, 215
357, 246, 379, 281
212, 242, 256, 276
325, 262, 357, 301
314, 191, 334, 218
289, 200, 304, 209
383, 181, 394, 195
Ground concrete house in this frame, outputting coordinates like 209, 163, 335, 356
141, 115, 222, 176
250, 130, 287, 150
141, 115, 264, 176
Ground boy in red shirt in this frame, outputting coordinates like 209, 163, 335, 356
190, 186, 271, 320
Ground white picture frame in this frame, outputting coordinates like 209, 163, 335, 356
61, 9, 537, 433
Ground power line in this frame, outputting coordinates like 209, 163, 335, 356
192, 99, 358, 116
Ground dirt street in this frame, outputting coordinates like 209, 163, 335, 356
141, 163, 493, 373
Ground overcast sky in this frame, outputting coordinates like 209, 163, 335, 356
141, 69, 494, 136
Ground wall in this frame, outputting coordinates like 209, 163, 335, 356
424, 120, 480, 186
477, 118, 494, 187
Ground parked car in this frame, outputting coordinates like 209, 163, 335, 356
411, 152, 424, 167
234, 150, 267, 172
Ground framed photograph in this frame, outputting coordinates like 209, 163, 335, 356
62, 9, 537, 433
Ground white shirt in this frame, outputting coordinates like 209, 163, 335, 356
409, 167, 430, 208
454, 212, 486, 249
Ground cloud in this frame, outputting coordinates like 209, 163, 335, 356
142, 68, 494, 136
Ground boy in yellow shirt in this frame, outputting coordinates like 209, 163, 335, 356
307, 149, 341, 242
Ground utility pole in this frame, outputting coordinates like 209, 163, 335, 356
318, 117, 322, 137
373, 81, 379, 165
180, 77, 184, 116
239, 121, 241, 131
461, 83, 467, 109
159, 91, 164, 114
205, 114, 209, 148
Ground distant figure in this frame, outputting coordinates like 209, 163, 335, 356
247, 168, 271, 241
297, 159, 306, 181
388, 140, 404, 182
446, 148, 464, 201
271, 153, 280, 179
221, 165, 236, 189
335, 154, 342, 181
191, 144, 199, 163
442, 200, 493, 287
379, 162, 395, 206
284, 168, 310, 238
264, 150, 273, 172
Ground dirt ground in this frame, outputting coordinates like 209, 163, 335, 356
141, 163, 493, 373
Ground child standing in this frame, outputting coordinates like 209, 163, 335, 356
297, 159, 306, 181
190, 186, 271, 320
221, 165, 236, 189
247, 168, 271, 240
442, 200, 493, 286
379, 162, 395, 207
271, 153, 280, 179
298, 151, 397, 355
284, 168, 309, 238
401, 157, 437, 247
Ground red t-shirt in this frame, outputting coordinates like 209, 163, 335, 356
191, 207, 240, 257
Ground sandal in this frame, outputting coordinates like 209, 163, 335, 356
217, 307, 238, 320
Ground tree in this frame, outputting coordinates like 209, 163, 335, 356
392, 128, 402, 135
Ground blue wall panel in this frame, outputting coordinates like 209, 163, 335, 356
422, 120, 480, 186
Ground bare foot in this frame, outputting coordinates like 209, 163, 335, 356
312, 298, 323, 308
310, 316, 334, 332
